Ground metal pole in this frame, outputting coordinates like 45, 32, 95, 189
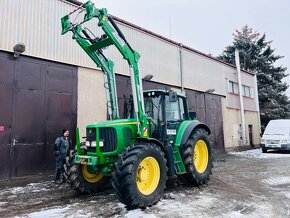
179, 44, 184, 93
235, 49, 247, 145
254, 73, 261, 135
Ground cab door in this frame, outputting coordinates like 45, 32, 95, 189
164, 96, 186, 145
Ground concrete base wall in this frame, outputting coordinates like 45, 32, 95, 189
77, 67, 107, 138
222, 98, 261, 150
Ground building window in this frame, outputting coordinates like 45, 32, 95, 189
228, 81, 239, 94
242, 85, 254, 98
228, 81, 254, 98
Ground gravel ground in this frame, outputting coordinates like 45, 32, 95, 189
1, 148, 290, 218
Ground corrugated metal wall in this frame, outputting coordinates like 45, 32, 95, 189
108, 24, 181, 87
0, 0, 181, 86
182, 49, 227, 95
0, 0, 96, 68
0, 0, 259, 112
0, 0, 256, 98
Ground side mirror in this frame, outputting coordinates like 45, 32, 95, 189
169, 91, 177, 102
189, 111, 196, 120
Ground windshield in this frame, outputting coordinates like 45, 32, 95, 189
264, 121, 290, 135
143, 93, 187, 122
264, 127, 290, 135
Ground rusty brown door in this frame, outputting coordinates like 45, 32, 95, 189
11, 59, 46, 177
0, 51, 77, 179
0, 54, 14, 179
205, 93, 225, 151
186, 89, 225, 151
45, 64, 77, 172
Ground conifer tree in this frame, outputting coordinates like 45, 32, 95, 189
218, 25, 289, 131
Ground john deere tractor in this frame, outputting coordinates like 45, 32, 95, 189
61, 1, 213, 209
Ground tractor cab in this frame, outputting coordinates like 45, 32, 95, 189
143, 90, 189, 145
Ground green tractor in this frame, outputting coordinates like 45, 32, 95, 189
61, 1, 213, 209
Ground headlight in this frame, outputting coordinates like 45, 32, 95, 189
261, 139, 265, 143
281, 140, 287, 144
91, 141, 97, 147
85, 141, 90, 146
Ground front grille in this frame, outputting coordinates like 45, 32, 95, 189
86, 128, 96, 141
99, 127, 117, 152
266, 140, 280, 144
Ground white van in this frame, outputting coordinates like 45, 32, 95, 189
261, 119, 290, 153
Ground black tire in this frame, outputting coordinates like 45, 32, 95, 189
178, 128, 213, 186
63, 150, 76, 184
112, 143, 168, 209
262, 148, 267, 153
64, 150, 109, 194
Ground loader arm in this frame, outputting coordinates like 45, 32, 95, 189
61, 1, 148, 136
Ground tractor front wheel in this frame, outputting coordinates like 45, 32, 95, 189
64, 151, 109, 194
112, 143, 167, 209
178, 128, 213, 185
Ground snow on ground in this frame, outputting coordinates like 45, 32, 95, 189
116, 192, 276, 218
124, 208, 157, 218
284, 192, 290, 199
222, 203, 274, 218
17, 204, 93, 218
2, 149, 290, 217
262, 177, 290, 187
22, 206, 71, 218
111, 193, 219, 217
0, 181, 51, 196
229, 148, 290, 159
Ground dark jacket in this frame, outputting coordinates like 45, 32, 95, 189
54, 136, 73, 158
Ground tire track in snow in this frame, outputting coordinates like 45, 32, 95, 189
262, 176, 290, 187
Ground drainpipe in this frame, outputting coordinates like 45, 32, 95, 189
254, 73, 261, 135
235, 49, 246, 145
179, 44, 184, 94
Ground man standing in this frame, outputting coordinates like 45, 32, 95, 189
54, 129, 72, 184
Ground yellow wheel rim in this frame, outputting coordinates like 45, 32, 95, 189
136, 157, 160, 195
82, 165, 103, 183
194, 140, 209, 173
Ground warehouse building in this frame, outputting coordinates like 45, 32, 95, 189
0, 0, 260, 180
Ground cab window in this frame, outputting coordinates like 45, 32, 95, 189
165, 96, 180, 121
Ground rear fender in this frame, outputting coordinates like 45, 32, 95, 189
175, 120, 211, 147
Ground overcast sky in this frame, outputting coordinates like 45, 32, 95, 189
87, 0, 290, 94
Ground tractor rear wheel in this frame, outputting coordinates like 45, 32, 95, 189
178, 128, 213, 185
112, 143, 167, 209
64, 151, 109, 194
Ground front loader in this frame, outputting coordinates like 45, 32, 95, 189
61, 1, 213, 209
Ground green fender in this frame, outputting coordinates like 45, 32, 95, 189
173, 120, 211, 174
175, 120, 211, 147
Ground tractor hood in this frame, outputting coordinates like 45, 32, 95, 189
86, 118, 138, 129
